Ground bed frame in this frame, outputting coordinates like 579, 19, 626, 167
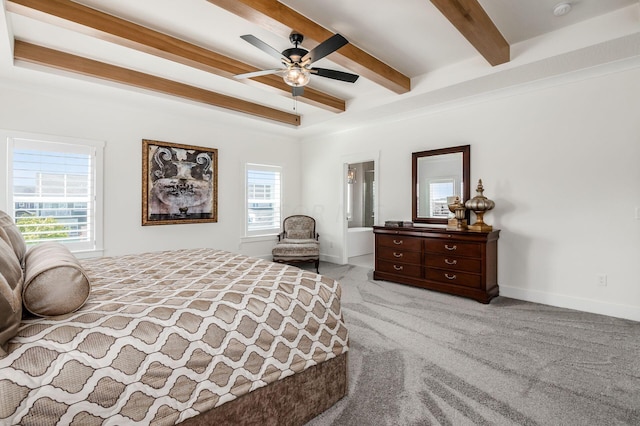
182, 353, 347, 425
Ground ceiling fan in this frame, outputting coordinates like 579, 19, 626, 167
234, 32, 359, 97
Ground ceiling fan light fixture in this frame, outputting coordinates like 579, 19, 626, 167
238, 32, 358, 92
283, 66, 310, 87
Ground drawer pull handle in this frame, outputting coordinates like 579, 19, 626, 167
393, 252, 403, 258
393, 265, 404, 271
445, 244, 457, 251
445, 258, 457, 265
393, 240, 403, 245
445, 273, 457, 280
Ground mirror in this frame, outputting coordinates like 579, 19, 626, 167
412, 145, 470, 225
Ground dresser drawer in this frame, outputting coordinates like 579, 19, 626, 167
376, 259, 422, 279
425, 254, 481, 273
424, 240, 481, 258
377, 235, 422, 251
377, 246, 421, 265
425, 268, 480, 288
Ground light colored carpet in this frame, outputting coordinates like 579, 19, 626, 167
307, 263, 640, 425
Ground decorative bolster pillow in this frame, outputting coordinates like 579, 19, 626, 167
23, 242, 91, 317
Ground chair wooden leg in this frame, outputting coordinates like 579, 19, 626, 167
315, 259, 319, 274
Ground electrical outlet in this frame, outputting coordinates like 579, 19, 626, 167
597, 274, 607, 287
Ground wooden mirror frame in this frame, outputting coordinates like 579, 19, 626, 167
412, 145, 471, 225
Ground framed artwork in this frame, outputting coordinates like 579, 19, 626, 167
142, 139, 218, 225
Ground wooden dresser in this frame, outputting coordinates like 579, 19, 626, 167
373, 226, 500, 303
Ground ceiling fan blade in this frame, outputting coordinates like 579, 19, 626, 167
234, 69, 283, 79
240, 34, 291, 64
292, 86, 304, 97
301, 34, 348, 64
311, 67, 359, 83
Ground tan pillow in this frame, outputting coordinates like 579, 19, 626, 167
0, 239, 23, 356
0, 210, 27, 264
287, 230, 311, 239
23, 242, 91, 317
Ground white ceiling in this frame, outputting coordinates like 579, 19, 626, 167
1, 0, 639, 136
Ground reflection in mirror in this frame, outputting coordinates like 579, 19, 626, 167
412, 145, 470, 225
347, 161, 375, 228
417, 153, 463, 218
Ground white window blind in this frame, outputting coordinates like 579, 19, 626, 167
246, 164, 281, 235
5, 134, 104, 253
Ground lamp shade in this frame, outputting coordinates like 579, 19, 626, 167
283, 66, 310, 87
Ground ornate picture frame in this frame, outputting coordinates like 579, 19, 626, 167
142, 139, 218, 225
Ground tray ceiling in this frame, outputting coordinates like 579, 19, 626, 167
1, 0, 638, 134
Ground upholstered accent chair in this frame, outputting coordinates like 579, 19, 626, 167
272, 215, 320, 273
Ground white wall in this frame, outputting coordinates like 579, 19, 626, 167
0, 80, 302, 259
301, 65, 640, 322
1, 58, 638, 322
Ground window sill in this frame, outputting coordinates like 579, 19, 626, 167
72, 248, 105, 259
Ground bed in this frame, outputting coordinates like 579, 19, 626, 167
0, 247, 349, 425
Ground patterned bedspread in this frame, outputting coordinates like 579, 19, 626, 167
0, 249, 348, 425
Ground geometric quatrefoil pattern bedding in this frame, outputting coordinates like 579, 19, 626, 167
0, 249, 349, 425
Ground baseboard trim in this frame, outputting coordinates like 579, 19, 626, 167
499, 285, 640, 322
320, 253, 344, 264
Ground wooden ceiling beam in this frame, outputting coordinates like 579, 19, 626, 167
13, 40, 300, 126
6, 0, 345, 113
430, 0, 509, 66
206, 0, 411, 94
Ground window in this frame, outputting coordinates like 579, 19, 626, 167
3, 131, 104, 254
246, 164, 281, 236
429, 179, 455, 218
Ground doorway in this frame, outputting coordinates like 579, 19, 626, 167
347, 161, 375, 228
345, 160, 375, 265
